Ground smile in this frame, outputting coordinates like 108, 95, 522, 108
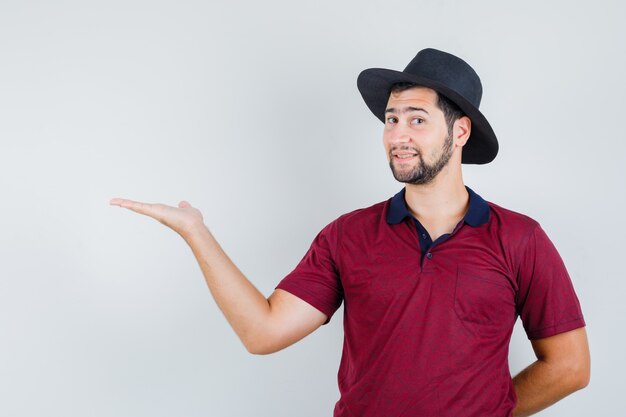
393, 153, 418, 162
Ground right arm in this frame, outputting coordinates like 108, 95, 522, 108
110, 198, 328, 354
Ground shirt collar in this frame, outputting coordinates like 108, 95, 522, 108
386, 185, 490, 227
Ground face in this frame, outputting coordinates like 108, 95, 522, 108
383, 87, 455, 185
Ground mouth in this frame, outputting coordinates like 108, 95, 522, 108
391, 151, 419, 162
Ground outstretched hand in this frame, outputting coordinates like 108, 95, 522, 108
110, 198, 205, 240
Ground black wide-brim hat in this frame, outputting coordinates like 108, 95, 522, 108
357, 48, 498, 164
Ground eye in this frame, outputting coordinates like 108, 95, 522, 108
411, 117, 425, 125
386, 116, 398, 124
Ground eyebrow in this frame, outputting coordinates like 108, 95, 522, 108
385, 106, 430, 115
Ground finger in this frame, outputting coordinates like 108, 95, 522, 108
109, 198, 156, 216
110, 198, 130, 207
178, 200, 192, 209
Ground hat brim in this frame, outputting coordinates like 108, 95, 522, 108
357, 68, 498, 165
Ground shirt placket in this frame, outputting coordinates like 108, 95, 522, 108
412, 217, 466, 271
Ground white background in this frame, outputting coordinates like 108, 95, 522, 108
1, 0, 624, 416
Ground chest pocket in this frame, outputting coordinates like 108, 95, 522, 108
454, 266, 516, 334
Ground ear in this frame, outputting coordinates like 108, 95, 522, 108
453, 116, 471, 147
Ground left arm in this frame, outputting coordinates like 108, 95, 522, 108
512, 327, 590, 417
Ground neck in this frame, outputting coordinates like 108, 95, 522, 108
403, 161, 469, 222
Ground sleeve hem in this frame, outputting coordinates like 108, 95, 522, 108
275, 282, 338, 325
526, 317, 586, 340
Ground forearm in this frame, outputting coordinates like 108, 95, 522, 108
512, 358, 588, 417
110, 198, 323, 354
184, 224, 271, 353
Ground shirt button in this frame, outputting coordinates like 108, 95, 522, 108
422, 233, 427, 239
426, 252, 433, 259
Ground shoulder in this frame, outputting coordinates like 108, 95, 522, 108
485, 200, 542, 248
339, 199, 387, 222
319, 199, 389, 237
487, 201, 540, 230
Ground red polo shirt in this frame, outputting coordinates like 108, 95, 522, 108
276, 186, 585, 417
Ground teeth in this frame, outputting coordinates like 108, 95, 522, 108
397, 154, 415, 159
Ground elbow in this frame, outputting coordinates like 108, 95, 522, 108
245, 343, 272, 355
237, 318, 284, 355
245, 335, 292, 355
574, 365, 590, 390
243, 335, 279, 355
575, 352, 591, 390
246, 342, 280, 355
564, 357, 591, 392
243, 338, 263, 355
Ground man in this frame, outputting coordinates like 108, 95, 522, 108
111, 48, 590, 416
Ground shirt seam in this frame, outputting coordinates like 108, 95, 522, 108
276, 281, 336, 319
526, 316, 585, 334
515, 222, 541, 314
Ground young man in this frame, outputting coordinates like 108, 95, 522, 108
111, 48, 589, 417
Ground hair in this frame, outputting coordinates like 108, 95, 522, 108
389, 82, 465, 134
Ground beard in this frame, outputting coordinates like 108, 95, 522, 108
389, 133, 454, 185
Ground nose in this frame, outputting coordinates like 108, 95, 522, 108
395, 132, 412, 144
386, 123, 413, 146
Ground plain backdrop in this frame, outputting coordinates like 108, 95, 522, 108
1, 0, 624, 416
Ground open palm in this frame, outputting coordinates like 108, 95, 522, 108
110, 198, 204, 239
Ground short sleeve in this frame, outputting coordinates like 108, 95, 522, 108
275, 219, 344, 325
516, 224, 586, 339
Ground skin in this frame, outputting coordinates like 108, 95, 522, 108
384, 90, 455, 186
110, 86, 590, 414
383, 87, 471, 240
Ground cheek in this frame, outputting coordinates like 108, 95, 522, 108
382, 138, 392, 159
382, 130, 394, 147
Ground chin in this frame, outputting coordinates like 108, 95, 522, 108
393, 164, 420, 176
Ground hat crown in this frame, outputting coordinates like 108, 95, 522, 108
404, 48, 483, 108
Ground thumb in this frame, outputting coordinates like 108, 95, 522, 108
178, 200, 192, 209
